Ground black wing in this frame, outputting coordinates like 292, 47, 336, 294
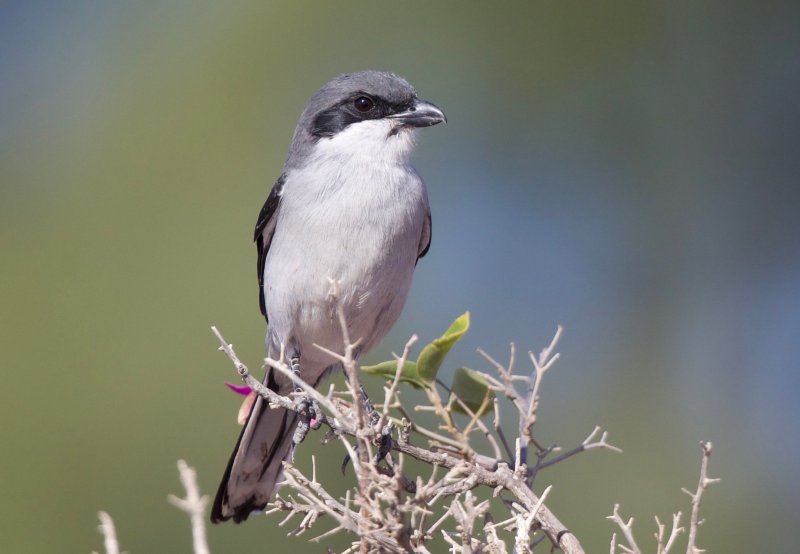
254, 174, 286, 320
417, 207, 432, 262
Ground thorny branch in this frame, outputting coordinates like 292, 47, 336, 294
91, 294, 719, 554
683, 442, 720, 554
167, 460, 211, 554
92, 512, 120, 554
94, 460, 212, 554
210, 284, 622, 553
608, 441, 718, 554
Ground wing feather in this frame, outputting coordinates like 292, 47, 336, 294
254, 174, 286, 320
417, 206, 432, 262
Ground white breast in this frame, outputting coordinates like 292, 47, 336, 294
263, 120, 428, 375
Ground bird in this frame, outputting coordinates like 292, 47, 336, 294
211, 70, 445, 523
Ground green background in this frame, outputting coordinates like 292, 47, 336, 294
2, 2, 798, 552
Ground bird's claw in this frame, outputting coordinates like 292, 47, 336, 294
340, 383, 395, 472
293, 395, 324, 446
293, 417, 310, 446
341, 420, 395, 473
372, 421, 394, 465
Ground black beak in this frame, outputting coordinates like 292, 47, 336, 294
389, 99, 447, 127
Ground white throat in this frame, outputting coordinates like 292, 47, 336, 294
312, 119, 417, 167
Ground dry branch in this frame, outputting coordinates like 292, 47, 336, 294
92, 511, 121, 554
168, 459, 211, 554
608, 441, 718, 554
210, 288, 622, 553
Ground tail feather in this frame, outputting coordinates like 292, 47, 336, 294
211, 369, 298, 523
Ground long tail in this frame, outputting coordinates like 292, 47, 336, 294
211, 368, 297, 523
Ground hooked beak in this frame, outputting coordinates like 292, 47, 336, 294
389, 99, 447, 128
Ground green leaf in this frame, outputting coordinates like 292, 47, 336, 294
448, 367, 494, 417
416, 312, 470, 384
360, 360, 427, 389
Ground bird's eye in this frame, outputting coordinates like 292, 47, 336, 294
353, 96, 374, 112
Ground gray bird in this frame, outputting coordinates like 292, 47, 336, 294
211, 70, 445, 523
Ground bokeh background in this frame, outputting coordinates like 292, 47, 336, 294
2, 1, 798, 552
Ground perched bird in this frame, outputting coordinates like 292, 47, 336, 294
211, 70, 445, 523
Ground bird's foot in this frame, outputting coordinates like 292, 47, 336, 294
292, 394, 324, 446
289, 353, 324, 445
359, 384, 393, 463
340, 419, 394, 472
292, 396, 324, 445
338, 385, 395, 471
372, 420, 394, 465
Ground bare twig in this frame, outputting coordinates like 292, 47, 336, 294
609, 441, 717, 554
535, 426, 622, 472
92, 511, 121, 554
378, 335, 418, 432
446, 383, 503, 461
493, 396, 514, 462
167, 459, 211, 554
654, 513, 684, 554
683, 441, 719, 554
211, 326, 295, 412
519, 326, 563, 467
607, 504, 642, 554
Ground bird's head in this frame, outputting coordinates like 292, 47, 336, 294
287, 70, 445, 168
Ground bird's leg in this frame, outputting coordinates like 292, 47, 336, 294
290, 354, 324, 447
359, 383, 380, 426
341, 384, 395, 473
359, 384, 394, 464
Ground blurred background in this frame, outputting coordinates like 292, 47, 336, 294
2, 1, 798, 552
